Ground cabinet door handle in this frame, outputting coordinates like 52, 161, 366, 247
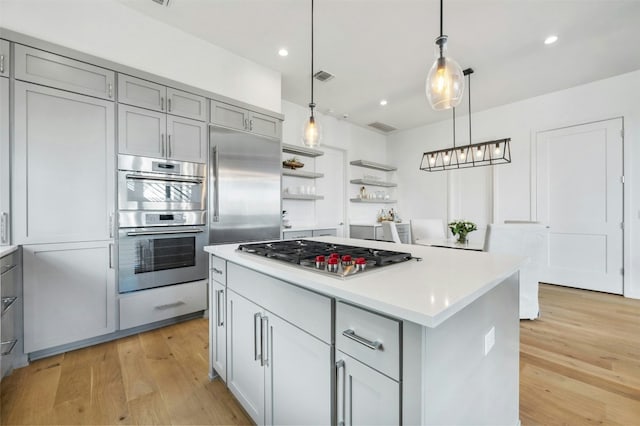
0, 339, 18, 356
168, 134, 172, 157
243, 118, 248, 130
154, 301, 185, 310
161, 134, 166, 157
260, 315, 269, 367
254, 312, 261, 362
168, 98, 172, 112
109, 243, 114, 269
217, 289, 224, 327
0, 212, 8, 244
212, 267, 223, 275
336, 359, 346, 426
161, 96, 165, 111
1, 296, 18, 316
0, 54, 4, 73
342, 329, 383, 351
109, 212, 114, 238
249, 119, 253, 131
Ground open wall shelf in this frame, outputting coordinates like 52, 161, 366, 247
282, 143, 324, 158
283, 169, 324, 179
350, 198, 397, 204
350, 160, 397, 172
283, 194, 325, 201
350, 178, 397, 188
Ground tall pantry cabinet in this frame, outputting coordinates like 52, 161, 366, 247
12, 46, 116, 353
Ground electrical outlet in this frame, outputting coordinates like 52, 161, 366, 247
484, 326, 495, 356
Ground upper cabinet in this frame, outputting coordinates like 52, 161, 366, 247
14, 45, 115, 100
118, 104, 206, 163
118, 74, 206, 121
210, 100, 282, 139
0, 40, 9, 78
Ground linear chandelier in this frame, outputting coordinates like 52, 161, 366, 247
420, 68, 511, 172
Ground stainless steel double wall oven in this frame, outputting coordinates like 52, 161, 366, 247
117, 155, 207, 293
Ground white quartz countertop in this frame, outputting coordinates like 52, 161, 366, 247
205, 237, 525, 328
0, 245, 18, 258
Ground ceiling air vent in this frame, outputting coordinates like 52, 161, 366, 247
151, 0, 171, 6
314, 70, 335, 82
368, 122, 397, 133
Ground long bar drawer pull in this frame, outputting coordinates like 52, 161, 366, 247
154, 301, 185, 310
0, 339, 18, 356
342, 329, 383, 351
212, 267, 223, 275
1, 296, 18, 316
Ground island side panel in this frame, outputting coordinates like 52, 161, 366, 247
422, 272, 520, 425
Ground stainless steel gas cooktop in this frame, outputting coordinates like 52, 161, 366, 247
237, 239, 415, 278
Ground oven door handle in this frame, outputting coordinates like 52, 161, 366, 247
125, 174, 203, 185
126, 228, 204, 236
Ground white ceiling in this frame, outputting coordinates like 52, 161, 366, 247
119, 0, 640, 132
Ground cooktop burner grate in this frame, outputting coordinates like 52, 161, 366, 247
238, 239, 413, 277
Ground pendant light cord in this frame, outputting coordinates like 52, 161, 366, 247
440, 0, 443, 37
309, 0, 315, 117
468, 71, 472, 145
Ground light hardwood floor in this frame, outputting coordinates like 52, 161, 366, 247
1, 284, 639, 425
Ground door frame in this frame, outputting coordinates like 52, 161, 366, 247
531, 116, 629, 296
317, 144, 348, 237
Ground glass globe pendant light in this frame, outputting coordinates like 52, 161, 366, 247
426, 0, 464, 110
303, 0, 322, 147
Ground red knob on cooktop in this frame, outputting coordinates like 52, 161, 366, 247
355, 257, 366, 265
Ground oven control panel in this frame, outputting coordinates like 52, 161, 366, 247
145, 213, 186, 225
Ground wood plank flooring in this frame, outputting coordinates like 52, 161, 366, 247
520, 284, 640, 425
1, 284, 639, 425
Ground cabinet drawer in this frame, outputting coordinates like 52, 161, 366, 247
312, 228, 337, 237
1, 265, 17, 302
1, 251, 17, 275
167, 87, 206, 121
0, 39, 10, 78
227, 263, 331, 343
15, 45, 115, 100
336, 301, 401, 380
282, 230, 312, 239
119, 280, 207, 330
210, 255, 226, 285
118, 74, 166, 112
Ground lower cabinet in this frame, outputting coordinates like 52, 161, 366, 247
336, 350, 400, 426
119, 280, 207, 330
22, 241, 116, 353
210, 280, 226, 381
226, 289, 331, 425
1, 249, 22, 379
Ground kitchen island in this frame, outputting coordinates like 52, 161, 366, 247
205, 237, 524, 425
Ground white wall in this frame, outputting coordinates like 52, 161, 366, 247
388, 70, 640, 298
0, 0, 281, 112
282, 100, 390, 230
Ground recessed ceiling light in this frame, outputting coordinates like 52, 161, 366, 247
544, 35, 558, 45
379, 99, 388, 106
278, 48, 289, 57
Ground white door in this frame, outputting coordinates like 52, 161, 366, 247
226, 290, 265, 425
265, 313, 331, 425
316, 146, 346, 236
336, 351, 400, 426
535, 118, 623, 294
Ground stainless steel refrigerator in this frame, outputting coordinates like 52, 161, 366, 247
209, 126, 281, 244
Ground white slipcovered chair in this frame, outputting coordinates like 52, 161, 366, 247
409, 219, 445, 244
381, 221, 402, 243
483, 222, 547, 320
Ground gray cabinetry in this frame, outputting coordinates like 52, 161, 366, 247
350, 224, 411, 244
335, 301, 401, 425
1, 249, 22, 379
210, 256, 227, 381
14, 45, 115, 100
118, 104, 206, 163
119, 74, 206, 121
224, 263, 332, 425
118, 104, 166, 159
210, 100, 281, 139
0, 39, 9, 78
13, 81, 115, 244
22, 242, 116, 353
0, 78, 9, 245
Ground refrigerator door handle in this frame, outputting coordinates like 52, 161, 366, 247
212, 146, 220, 223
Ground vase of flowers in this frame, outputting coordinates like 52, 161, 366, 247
448, 220, 478, 244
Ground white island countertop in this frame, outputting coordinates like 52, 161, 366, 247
205, 237, 524, 328
0, 245, 19, 258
